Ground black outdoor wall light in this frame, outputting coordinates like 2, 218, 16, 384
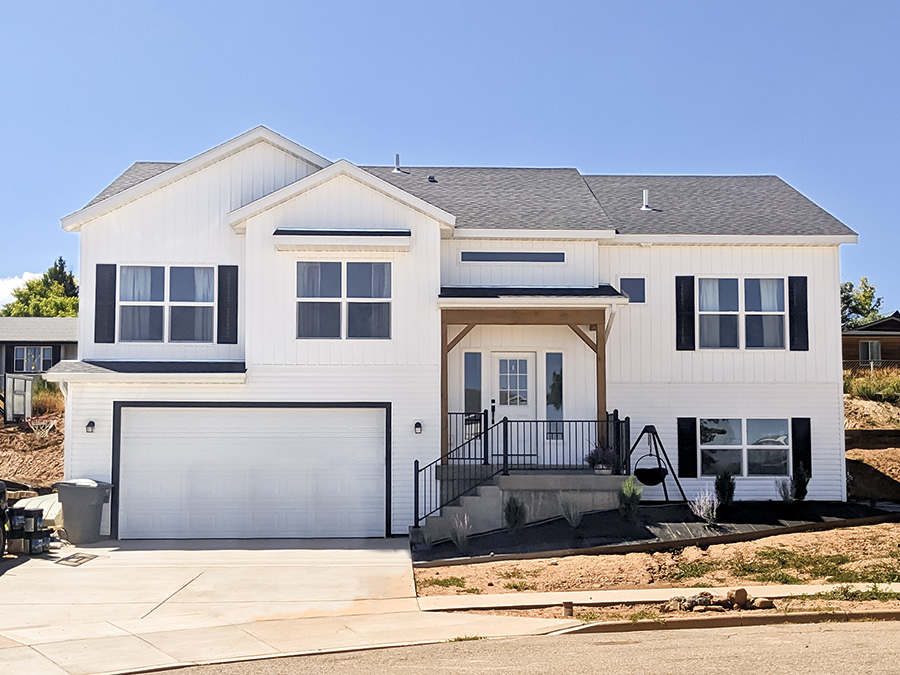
85, 421, 95, 433
414, 421, 423, 434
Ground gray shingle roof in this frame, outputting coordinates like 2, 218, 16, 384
81, 159, 856, 238
583, 175, 856, 237
0, 317, 78, 343
86, 162, 180, 208
843, 311, 900, 334
362, 167, 613, 231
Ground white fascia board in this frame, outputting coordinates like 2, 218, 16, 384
610, 234, 858, 246
274, 235, 411, 251
42, 371, 247, 385
61, 126, 331, 232
228, 160, 456, 234
451, 228, 617, 240
438, 296, 630, 309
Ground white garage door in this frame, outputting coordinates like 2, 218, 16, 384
119, 407, 386, 539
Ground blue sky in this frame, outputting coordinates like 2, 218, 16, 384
1, 2, 897, 308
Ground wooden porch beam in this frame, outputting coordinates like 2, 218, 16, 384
442, 308, 605, 326
440, 314, 449, 460
595, 310, 607, 423
447, 324, 477, 353
568, 324, 597, 353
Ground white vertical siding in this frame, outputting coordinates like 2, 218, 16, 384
79, 141, 319, 362
441, 240, 598, 287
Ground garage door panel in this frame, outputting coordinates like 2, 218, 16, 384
119, 407, 386, 539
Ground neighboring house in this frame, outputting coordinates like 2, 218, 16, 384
1, 317, 78, 422
45, 127, 857, 540
842, 311, 900, 367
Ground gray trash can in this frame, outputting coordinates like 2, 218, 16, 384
54, 479, 112, 544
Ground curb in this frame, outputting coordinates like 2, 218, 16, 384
551, 609, 900, 634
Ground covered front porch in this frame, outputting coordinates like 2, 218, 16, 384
415, 288, 632, 531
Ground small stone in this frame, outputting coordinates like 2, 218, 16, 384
663, 601, 682, 613
487, 582, 493, 586
727, 588, 750, 609
751, 597, 775, 609
693, 605, 725, 613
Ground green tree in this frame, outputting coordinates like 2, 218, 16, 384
1, 257, 79, 317
840, 277, 883, 329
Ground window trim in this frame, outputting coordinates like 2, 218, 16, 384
696, 276, 786, 350
860, 340, 882, 364
117, 265, 216, 344
13, 345, 53, 373
295, 261, 392, 341
698, 417, 792, 478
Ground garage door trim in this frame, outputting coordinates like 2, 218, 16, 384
111, 401, 392, 539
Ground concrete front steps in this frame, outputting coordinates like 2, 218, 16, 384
412, 472, 627, 545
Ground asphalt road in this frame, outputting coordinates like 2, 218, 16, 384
167, 621, 900, 675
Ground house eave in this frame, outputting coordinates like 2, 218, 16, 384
610, 234, 858, 246
450, 228, 617, 240
437, 296, 630, 310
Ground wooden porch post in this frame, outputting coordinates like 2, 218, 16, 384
595, 309, 607, 422
440, 312, 449, 461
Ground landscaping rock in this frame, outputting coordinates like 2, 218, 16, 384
693, 605, 726, 613
727, 588, 750, 609
663, 598, 684, 612
751, 597, 776, 609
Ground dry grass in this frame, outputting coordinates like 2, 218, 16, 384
844, 368, 900, 404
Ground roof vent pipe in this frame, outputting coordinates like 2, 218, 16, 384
392, 153, 401, 174
640, 189, 651, 211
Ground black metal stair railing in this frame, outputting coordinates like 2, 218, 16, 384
414, 410, 630, 527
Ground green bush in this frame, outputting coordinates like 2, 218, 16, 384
792, 464, 810, 502
503, 496, 528, 533
714, 472, 736, 509
618, 476, 643, 523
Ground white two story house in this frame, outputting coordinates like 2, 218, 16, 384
47, 127, 856, 540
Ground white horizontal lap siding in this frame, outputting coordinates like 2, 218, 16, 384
601, 244, 843, 385
64, 369, 439, 535
448, 325, 597, 421
79, 142, 319, 361
243, 173, 442, 369
441, 240, 598, 287
609, 382, 845, 501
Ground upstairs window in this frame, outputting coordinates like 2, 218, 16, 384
744, 279, 785, 349
14, 346, 53, 372
620, 278, 646, 303
697, 278, 785, 349
460, 251, 565, 263
296, 262, 391, 340
119, 265, 214, 342
698, 279, 739, 348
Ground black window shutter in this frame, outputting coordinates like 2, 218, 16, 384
94, 264, 117, 344
788, 276, 809, 351
791, 417, 812, 477
677, 417, 698, 478
217, 265, 239, 344
675, 276, 695, 351
51, 345, 62, 366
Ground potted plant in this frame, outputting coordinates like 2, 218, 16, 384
585, 442, 616, 475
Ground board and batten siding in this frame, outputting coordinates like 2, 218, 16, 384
242, 173, 443, 368
64, 370, 439, 536
601, 244, 843, 385
78, 141, 320, 362
441, 240, 599, 287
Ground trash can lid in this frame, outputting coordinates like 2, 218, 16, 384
54, 478, 112, 488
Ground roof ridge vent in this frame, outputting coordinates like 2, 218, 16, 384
392, 153, 402, 174
640, 189, 652, 211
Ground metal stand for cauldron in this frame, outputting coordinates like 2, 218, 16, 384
629, 424, 687, 502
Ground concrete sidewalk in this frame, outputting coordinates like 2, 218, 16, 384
419, 582, 900, 611
0, 610, 580, 675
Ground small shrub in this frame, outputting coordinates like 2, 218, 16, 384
558, 492, 583, 529
689, 488, 719, 526
776, 478, 794, 503
420, 576, 467, 588
618, 475, 643, 523
449, 514, 471, 554
499, 567, 540, 579
668, 560, 720, 581
503, 495, 528, 533
503, 581, 533, 591
31, 377, 64, 416
585, 442, 617, 470
629, 609, 663, 624
448, 635, 483, 642
714, 472, 735, 509
792, 464, 810, 502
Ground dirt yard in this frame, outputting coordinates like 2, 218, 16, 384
0, 413, 65, 487
415, 522, 900, 596
844, 394, 900, 430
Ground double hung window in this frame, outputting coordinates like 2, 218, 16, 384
860, 340, 882, 364
296, 262, 391, 339
698, 278, 785, 349
14, 346, 53, 372
119, 266, 214, 342
699, 418, 790, 477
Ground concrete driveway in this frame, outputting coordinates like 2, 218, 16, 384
0, 538, 418, 629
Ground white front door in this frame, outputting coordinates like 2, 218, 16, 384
492, 352, 536, 421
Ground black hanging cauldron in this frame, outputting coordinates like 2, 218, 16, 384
632, 452, 669, 486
